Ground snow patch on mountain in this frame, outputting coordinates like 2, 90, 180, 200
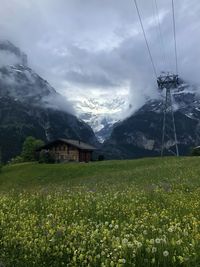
71, 95, 130, 142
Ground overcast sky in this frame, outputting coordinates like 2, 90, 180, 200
1, 0, 200, 116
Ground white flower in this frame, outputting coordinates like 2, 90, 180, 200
136, 241, 142, 248
122, 238, 128, 245
155, 238, 161, 244
152, 247, 157, 253
127, 242, 133, 248
163, 250, 169, 257
114, 225, 119, 230
119, 259, 126, 264
176, 239, 182, 245
168, 227, 173, 233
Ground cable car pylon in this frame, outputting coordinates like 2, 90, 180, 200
157, 73, 179, 156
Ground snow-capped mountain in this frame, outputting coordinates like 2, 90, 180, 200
73, 96, 129, 142
102, 81, 200, 159
0, 41, 98, 162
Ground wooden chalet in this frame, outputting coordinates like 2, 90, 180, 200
39, 139, 96, 163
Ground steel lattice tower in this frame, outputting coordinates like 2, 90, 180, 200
157, 73, 179, 156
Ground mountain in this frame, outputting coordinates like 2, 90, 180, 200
73, 96, 128, 142
102, 82, 200, 159
0, 41, 98, 162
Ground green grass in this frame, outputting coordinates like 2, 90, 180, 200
0, 157, 200, 266
0, 157, 200, 191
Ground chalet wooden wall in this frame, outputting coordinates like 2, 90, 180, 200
50, 144, 79, 162
41, 141, 93, 162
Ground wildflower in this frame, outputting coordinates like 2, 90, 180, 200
136, 241, 142, 248
163, 251, 169, 257
155, 238, 161, 244
143, 230, 147, 235
149, 239, 154, 244
122, 238, 128, 245
118, 258, 126, 264
176, 240, 182, 245
152, 247, 157, 253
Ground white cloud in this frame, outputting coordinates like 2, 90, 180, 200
0, 0, 200, 117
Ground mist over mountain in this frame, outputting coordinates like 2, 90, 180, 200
102, 82, 200, 159
0, 41, 98, 162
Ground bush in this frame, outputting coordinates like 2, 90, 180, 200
21, 137, 44, 162
98, 155, 105, 161
191, 147, 200, 156
0, 148, 2, 172
10, 156, 24, 164
38, 151, 55, 164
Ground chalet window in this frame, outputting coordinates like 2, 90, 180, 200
69, 146, 76, 151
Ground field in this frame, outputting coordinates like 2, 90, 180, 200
0, 157, 200, 266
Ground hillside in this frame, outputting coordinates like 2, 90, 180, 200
0, 157, 200, 266
0, 157, 200, 190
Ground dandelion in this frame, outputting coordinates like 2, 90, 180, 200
163, 251, 169, 257
143, 230, 147, 235
155, 238, 161, 244
152, 247, 157, 253
136, 241, 142, 248
118, 258, 126, 264
176, 240, 182, 245
122, 238, 128, 245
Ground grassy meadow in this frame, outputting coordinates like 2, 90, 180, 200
0, 157, 200, 266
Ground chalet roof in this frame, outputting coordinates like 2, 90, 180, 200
41, 138, 96, 151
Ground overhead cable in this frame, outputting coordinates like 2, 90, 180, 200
171, 0, 178, 75
133, 0, 158, 78
154, 0, 167, 70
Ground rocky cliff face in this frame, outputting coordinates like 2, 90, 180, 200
102, 83, 200, 159
0, 41, 98, 162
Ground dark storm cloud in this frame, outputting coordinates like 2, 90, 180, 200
0, 0, 200, 114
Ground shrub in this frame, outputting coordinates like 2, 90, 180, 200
10, 156, 24, 164
21, 136, 44, 162
191, 146, 200, 156
98, 155, 105, 161
38, 150, 55, 164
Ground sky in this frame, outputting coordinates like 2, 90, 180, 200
0, 0, 200, 117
